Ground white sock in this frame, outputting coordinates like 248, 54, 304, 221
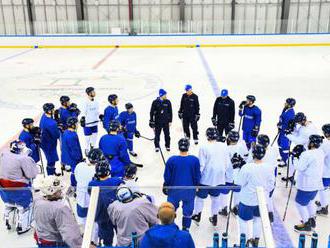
239, 218, 249, 239
85, 135, 92, 151
307, 201, 316, 218
233, 192, 240, 206
296, 202, 309, 222
253, 217, 262, 239
77, 216, 86, 226
90, 133, 98, 148
219, 194, 229, 209
319, 189, 329, 207
267, 196, 274, 213
289, 158, 295, 177
193, 196, 204, 215
210, 196, 221, 216
91, 222, 99, 244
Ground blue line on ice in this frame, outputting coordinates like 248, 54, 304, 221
0, 48, 34, 63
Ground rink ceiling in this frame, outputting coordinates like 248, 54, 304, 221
0, 35, 330, 247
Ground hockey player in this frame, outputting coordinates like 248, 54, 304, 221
118, 103, 141, 157
238, 95, 262, 149
317, 124, 330, 215
0, 140, 39, 234
88, 160, 123, 246
277, 98, 296, 167
293, 135, 324, 232
61, 117, 83, 184
236, 144, 275, 246
39, 103, 61, 176
33, 176, 83, 248
140, 202, 195, 248
19, 118, 40, 163
212, 89, 235, 137
99, 119, 131, 177
75, 149, 104, 227
80, 87, 100, 155
192, 128, 230, 227
178, 84, 200, 144
57, 96, 80, 131
163, 138, 200, 231
218, 130, 248, 216
108, 186, 158, 246
149, 89, 173, 152
103, 94, 119, 132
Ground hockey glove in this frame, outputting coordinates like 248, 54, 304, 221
231, 153, 246, 169
99, 114, 104, 122
178, 112, 183, 119
291, 145, 305, 159
285, 119, 296, 135
211, 117, 217, 126
195, 114, 200, 122
239, 101, 247, 109
135, 130, 141, 138
277, 122, 282, 131
68, 103, 81, 116
149, 120, 155, 129
217, 136, 226, 143
54, 109, 60, 122
251, 126, 259, 137
228, 122, 235, 130
80, 117, 86, 127
162, 183, 168, 196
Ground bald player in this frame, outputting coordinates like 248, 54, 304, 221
140, 202, 195, 248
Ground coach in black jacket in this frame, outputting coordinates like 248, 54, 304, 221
149, 89, 173, 152
178, 84, 200, 144
212, 89, 235, 136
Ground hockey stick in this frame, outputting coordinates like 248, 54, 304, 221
159, 146, 166, 167
85, 120, 99, 126
130, 161, 144, 168
37, 145, 45, 177
139, 135, 154, 141
271, 131, 280, 147
238, 115, 243, 134
225, 190, 234, 234
285, 152, 292, 188
283, 172, 295, 221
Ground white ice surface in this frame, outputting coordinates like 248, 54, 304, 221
0, 46, 329, 247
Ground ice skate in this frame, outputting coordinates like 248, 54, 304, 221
316, 206, 328, 216
191, 212, 201, 226
218, 207, 228, 217
208, 215, 217, 227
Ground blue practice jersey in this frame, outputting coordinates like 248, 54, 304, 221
61, 130, 83, 168
239, 105, 262, 131
278, 107, 295, 133
19, 130, 40, 163
118, 111, 137, 133
103, 105, 119, 132
59, 107, 78, 129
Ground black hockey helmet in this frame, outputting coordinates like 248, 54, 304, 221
252, 144, 266, 160
125, 103, 133, 110
246, 95, 256, 103
206, 127, 218, 141
10, 140, 26, 154
95, 160, 111, 179
125, 163, 137, 178
294, 112, 306, 124
292, 145, 305, 157
257, 134, 270, 148
322, 124, 330, 137
43, 103, 55, 113
67, 117, 78, 128
60, 96, 70, 105
178, 138, 190, 152
109, 120, 120, 132
227, 131, 240, 143
108, 94, 118, 104
116, 186, 134, 203
308, 134, 324, 149
286, 98, 296, 107
85, 87, 95, 95
22, 118, 34, 126
88, 149, 105, 164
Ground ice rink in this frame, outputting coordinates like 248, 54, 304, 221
0, 42, 330, 247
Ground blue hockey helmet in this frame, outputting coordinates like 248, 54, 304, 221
257, 134, 270, 148
43, 103, 55, 113
206, 127, 218, 141
227, 131, 239, 143
308, 134, 323, 149
252, 144, 266, 160
159, 89, 167, 97
116, 186, 134, 203
221, 89, 228, 97
95, 160, 111, 178
322, 124, 330, 137
178, 138, 190, 152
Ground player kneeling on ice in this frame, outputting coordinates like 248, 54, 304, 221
39, 103, 61, 176
80, 87, 100, 155
0, 140, 39, 234
99, 119, 131, 177
192, 127, 230, 227
88, 160, 123, 247
317, 124, 330, 216
218, 131, 248, 217
61, 117, 83, 184
19, 118, 40, 163
108, 186, 158, 247
33, 176, 84, 248
118, 103, 141, 157
292, 135, 324, 232
163, 138, 201, 231
140, 202, 195, 248
236, 144, 275, 247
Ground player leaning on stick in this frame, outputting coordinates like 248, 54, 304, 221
292, 135, 324, 233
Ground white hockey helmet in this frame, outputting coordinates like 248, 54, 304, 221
39, 176, 65, 196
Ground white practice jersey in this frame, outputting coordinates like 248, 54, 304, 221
294, 148, 324, 191
199, 141, 230, 186
74, 162, 95, 208
80, 98, 100, 127
236, 161, 275, 206
321, 138, 330, 178
287, 122, 319, 148
226, 141, 249, 183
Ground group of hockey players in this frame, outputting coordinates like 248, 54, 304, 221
0, 84, 329, 248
